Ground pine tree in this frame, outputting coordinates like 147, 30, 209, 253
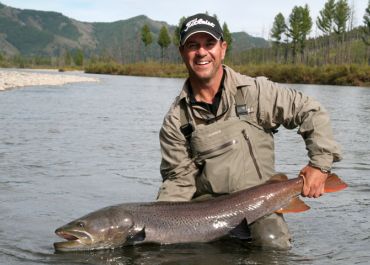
157, 26, 171, 63
288, 6, 301, 63
271, 13, 287, 43
271, 13, 287, 62
222, 22, 233, 58
362, 0, 370, 46
64, 50, 72, 66
333, 0, 351, 63
73, 49, 84, 66
141, 24, 153, 47
334, 0, 350, 35
317, 0, 336, 64
363, 0, 370, 64
317, 0, 336, 35
287, 5, 312, 64
299, 5, 313, 61
172, 16, 186, 47
141, 24, 153, 61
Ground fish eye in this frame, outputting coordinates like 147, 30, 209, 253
76, 221, 85, 228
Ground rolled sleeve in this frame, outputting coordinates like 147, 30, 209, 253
256, 77, 342, 170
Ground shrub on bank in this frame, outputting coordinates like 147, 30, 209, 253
84, 62, 370, 87
234, 64, 370, 87
85, 62, 188, 78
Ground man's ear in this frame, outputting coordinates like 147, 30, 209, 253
179, 46, 186, 61
221, 41, 228, 60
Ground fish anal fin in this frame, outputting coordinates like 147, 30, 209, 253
275, 197, 310, 214
266, 173, 289, 184
229, 218, 251, 240
324, 173, 348, 193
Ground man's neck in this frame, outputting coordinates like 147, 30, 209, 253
189, 68, 224, 104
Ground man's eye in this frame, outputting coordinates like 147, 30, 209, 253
206, 41, 216, 48
186, 43, 198, 50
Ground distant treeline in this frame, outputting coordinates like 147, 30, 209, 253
233, 0, 370, 66
0, 49, 84, 69
121, 0, 370, 66
84, 61, 370, 87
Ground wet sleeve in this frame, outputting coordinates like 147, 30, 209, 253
256, 77, 342, 170
156, 105, 198, 201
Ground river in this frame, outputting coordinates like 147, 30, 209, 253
0, 71, 369, 265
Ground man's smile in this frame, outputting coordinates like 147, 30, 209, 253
195, 60, 211, 65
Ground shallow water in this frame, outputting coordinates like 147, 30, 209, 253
0, 71, 369, 265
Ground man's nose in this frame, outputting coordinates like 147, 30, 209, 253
196, 45, 208, 56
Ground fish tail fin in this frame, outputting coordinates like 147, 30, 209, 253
324, 173, 348, 193
275, 197, 310, 214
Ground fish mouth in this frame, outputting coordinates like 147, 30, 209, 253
54, 229, 92, 252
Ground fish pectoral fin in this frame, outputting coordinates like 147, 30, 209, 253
275, 197, 310, 214
126, 227, 146, 244
229, 218, 251, 240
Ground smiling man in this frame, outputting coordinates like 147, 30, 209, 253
157, 13, 342, 249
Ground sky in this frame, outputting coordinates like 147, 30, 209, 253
1, 0, 368, 38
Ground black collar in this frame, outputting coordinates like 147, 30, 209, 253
188, 70, 226, 115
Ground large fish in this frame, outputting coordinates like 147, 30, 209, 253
54, 173, 347, 252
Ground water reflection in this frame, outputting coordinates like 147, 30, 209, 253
54, 240, 301, 265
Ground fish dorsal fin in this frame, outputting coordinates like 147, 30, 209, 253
275, 197, 310, 214
324, 173, 348, 193
229, 218, 251, 240
265, 173, 288, 184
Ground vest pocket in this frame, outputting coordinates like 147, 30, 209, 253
197, 139, 238, 158
194, 137, 245, 194
242, 129, 262, 180
191, 120, 248, 194
190, 118, 274, 195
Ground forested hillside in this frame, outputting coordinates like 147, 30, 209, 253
0, 2, 268, 67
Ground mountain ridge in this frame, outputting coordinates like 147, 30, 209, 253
0, 2, 269, 62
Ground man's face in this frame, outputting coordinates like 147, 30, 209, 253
180, 33, 227, 83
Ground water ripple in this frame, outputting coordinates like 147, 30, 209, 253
1, 76, 369, 265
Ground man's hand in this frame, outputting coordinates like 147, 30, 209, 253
299, 165, 328, 198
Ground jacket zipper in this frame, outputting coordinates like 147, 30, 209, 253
242, 130, 263, 179
198, 139, 238, 157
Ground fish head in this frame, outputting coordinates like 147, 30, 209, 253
54, 205, 136, 252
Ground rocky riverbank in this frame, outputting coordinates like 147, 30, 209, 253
0, 69, 98, 91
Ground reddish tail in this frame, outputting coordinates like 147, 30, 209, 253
276, 173, 347, 214
324, 173, 348, 193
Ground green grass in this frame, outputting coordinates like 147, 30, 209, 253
84, 61, 188, 78
84, 62, 370, 87
233, 64, 370, 86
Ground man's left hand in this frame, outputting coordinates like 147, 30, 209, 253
299, 165, 328, 198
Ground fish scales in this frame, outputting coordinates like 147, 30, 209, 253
54, 174, 347, 252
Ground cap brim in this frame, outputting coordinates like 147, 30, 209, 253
181, 30, 221, 46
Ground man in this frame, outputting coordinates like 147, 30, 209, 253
157, 13, 342, 249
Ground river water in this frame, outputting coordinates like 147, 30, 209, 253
0, 71, 369, 265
